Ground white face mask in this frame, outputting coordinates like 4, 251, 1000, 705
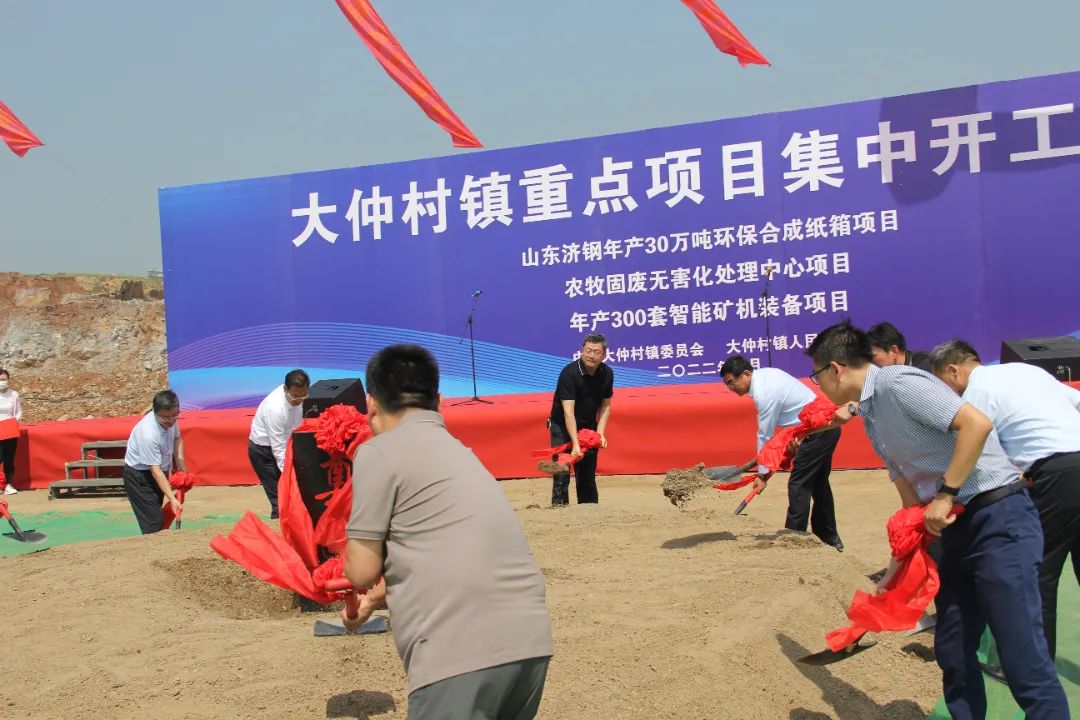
0, 381, 8, 391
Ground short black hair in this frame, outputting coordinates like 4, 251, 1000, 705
867, 322, 908, 352
366, 344, 440, 413
152, 390, 179, 413
719, 355, 753, 378
0, 368, 9, 379
582, 333, 607, 350
805, 321, 873, 368
929, 340, 981, 374
284, 369, 310, 389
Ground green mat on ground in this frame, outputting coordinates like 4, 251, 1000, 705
927, 561, 1079, 718
0, 510, 246, 558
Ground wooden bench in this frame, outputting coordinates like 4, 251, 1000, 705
64, 458, 127, 479
48, 477, 126, 499
81, 440, 128, 459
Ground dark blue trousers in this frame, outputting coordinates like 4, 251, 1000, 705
935, 490, 1069, 719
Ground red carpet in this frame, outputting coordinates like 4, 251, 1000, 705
12, 382, 891, 489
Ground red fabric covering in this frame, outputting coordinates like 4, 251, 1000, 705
757, 396, 838, 473
0, 419, 19, 441
0, 98, 44, 157
10, 382, 903, 489
334, 0, 482, 149
532, 428, 604, 469
825, 503, 965, 651
713, 475, 755, 491
679, 0, 770, 67
161, 472, 199, 530
211, 406, 372, 602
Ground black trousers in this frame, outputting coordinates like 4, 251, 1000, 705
785, 427, 841, 545
248, 441, 281, 519
1028, 450, 1080, 659
548, 422, 599, 505
0, 437, 17, 487
123, 466, 165, 535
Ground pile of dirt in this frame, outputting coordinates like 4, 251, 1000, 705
153, 556, 300, 620
661, 462, 711, 507
0, 272, 167, 421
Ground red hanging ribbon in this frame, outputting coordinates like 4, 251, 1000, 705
0, 99, 44, 157
825, 503, 964, 651
679, 0, 770, 67
334, 0, 482, 148
162, 471, 200, 529
531, 428, 604, 469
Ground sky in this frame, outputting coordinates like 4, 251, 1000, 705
2, 0, 1079, 276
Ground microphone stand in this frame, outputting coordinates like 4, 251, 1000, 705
762, 269, 774, 368
453, 293, 493, 406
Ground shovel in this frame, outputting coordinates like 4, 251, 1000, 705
733, 486, 761, 516
313, 577, 389, 637
796, 632, 878, 666
703, 459, 757, 485
0, 501, 47, 544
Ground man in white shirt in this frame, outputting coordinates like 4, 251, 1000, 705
719, 356, 844, 551
248, 369, 309, 519
0, 368, 23, 495
123, 390, 186, 534
931, 339, 1080, 659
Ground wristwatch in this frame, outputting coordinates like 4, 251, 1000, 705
847, 402, 858, 417
937, 483, 960, 497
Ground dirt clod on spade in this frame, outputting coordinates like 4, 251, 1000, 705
662, 463, 713, 508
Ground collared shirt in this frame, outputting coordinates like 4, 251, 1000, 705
347, 410, 553, 693
0, 389, 22, 422
748, 368, 817, 472
962, 363, 1080, 471
124, 412, 180, 472
549, 360, 614, 431
249, 386, 304, 471
858, 364, 1019, 504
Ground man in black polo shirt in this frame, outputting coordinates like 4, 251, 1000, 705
547, 333, 613, 506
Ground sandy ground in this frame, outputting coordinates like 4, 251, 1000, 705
0, 472, 942, 719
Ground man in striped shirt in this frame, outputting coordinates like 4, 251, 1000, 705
806, 321, 1067, 720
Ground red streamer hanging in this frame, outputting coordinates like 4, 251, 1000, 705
825, 503, 964, 651
679, 0, 770, 67
0, 99, 44, 157
334, 0, 482, 148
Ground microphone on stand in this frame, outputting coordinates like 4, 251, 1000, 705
471, 290, 483, 298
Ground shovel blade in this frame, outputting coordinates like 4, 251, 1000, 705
905, 612, 936, 636
313, 615, 389, 637
796, 635, 877, 666
4, 517, 47, 544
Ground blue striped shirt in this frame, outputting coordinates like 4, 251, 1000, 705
859, 364, 1019, 504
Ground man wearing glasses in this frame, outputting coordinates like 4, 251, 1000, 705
719, 355, 844, 551
248, 369, 310, 519
123, 389, 187, 534
806, 321, 1067, 719
546, 334, 613, 506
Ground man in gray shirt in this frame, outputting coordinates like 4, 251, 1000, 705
807, 322, 1067, 720
343, 344, 553, 720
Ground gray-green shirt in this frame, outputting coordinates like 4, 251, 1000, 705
347, 410, 553, 692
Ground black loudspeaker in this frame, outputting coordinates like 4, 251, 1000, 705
302, 378, 366, 419
290, 430, 334, 528
1000, 336, 1080, 382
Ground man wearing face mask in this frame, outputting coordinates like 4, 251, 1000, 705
248, 369, 310, 519
123, 390, 187, 534
0, 368, 23, 495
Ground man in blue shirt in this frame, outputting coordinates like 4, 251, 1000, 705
931, 339, 1080, 660
720, 356, 843, 551
807, 322, 1067, 720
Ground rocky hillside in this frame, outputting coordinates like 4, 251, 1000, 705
0, 273, 167, 422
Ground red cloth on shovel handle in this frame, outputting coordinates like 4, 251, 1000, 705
323, 576, 368, 621
734, 486, 759, 515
